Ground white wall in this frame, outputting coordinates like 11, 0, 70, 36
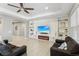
13, 23, 24, 36
25, 21, 29, 38
29, 17, 58, 41
0, 17, 13, 42
13, 21, 29, 38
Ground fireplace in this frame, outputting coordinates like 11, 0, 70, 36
38, 35, 49, 40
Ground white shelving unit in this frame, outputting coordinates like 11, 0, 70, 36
58, 19, 69, 39
29, 21, 34, 38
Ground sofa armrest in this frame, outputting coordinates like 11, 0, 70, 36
11, 45, 26, 56
56, 39, 65, 43
52, 40, 65, 48
50, 47, 72, 56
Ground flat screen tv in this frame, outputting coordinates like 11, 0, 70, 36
38, 26, 50, 34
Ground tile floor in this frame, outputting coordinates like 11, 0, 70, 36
10, 36, 54, 56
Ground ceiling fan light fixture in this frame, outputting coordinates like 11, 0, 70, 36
8, 3, 34, 14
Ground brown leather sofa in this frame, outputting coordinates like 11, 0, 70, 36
50, 36, 79, 56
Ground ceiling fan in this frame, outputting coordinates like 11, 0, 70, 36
8, 3, 34, 14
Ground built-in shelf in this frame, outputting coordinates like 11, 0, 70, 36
29, 21, 34, 38
58, 19, 68, 37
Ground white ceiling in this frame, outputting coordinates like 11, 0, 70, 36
0, 3, 75, 20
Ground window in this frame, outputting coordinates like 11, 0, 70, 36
70, 7, 79, 42
70, 11, 77, 27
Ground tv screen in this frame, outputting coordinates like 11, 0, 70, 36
38, 26, 49, 34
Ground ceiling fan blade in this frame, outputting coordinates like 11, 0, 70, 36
17, 9, 21, 12
24, 8, 34, 10
8, 4, 20, 8
20, 3, 23, 7
24, 9, 29, 14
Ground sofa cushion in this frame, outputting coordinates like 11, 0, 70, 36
11, 46, 26, 56
70, 43, 79, 54
0, 45, 12, 55
65, 36, 79, 54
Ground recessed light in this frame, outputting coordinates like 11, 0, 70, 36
45, 7, 48, 10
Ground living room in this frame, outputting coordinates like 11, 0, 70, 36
0, 2, 78, 57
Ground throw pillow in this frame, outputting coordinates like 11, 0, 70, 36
58, 42, 67, 50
